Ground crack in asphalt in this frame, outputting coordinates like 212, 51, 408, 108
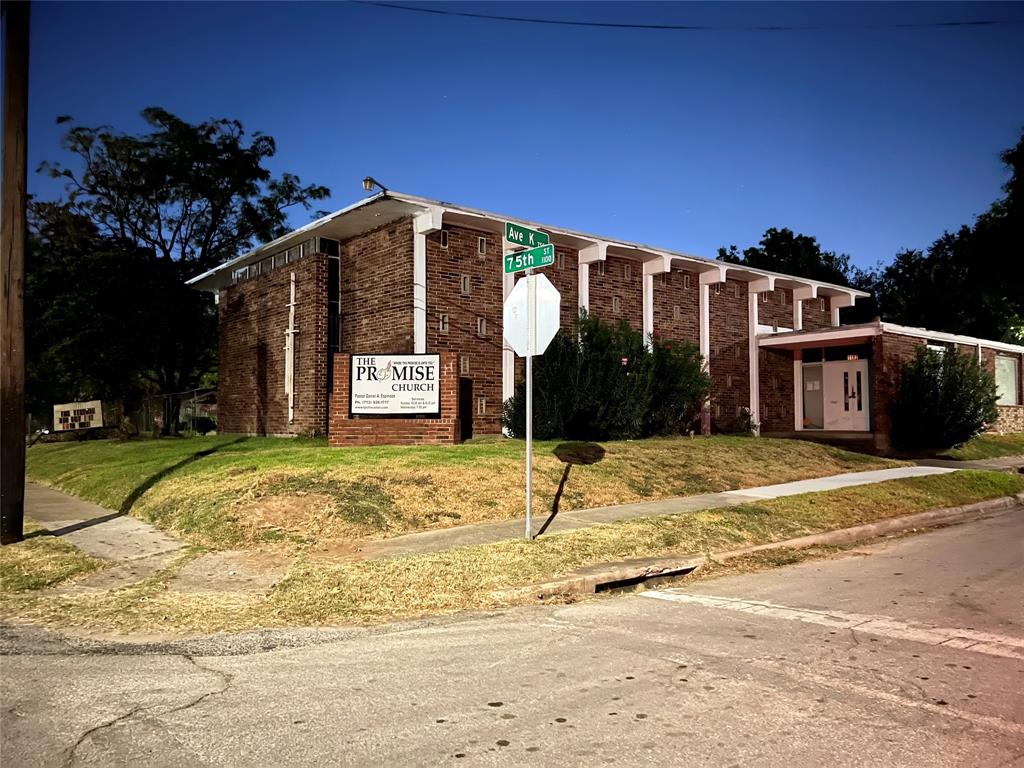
60, 653, 233, 767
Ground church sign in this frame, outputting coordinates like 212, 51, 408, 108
350, 354, 441, 416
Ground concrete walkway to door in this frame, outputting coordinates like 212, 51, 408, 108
357, 465, 957, 560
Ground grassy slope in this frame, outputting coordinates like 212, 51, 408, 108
26, 435, 897, 549
939, 433, 1024, 461
6, 470, 1020, 634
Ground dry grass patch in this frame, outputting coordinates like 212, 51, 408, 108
0, 522, 106, 593
5, 470, 1018, 635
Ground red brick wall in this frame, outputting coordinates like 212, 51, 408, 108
708, 278, 750, 432
218, 254, 329, 436
803, 297, 832, 330
425, 224, 505, 434
340, 217, 415, 354
757, 287, 792, 330
588, 255, 643, 332
652, 267, 699, 345
328, 353, 460, 445
760, 347, 795, 431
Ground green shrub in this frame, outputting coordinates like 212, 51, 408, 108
890, 346, 999, 451
502, 312, 710, 441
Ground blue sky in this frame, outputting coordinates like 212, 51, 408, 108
25, 1, 1024, 269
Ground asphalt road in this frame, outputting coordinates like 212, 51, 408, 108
2, 507, 1023, 767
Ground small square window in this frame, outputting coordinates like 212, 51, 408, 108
596, 261, 606, 277
476, 317, 487, 337
460, 356, 470, 375
556, 252, 565, 270
440, 230, 449, 249
624, 264, 632, 281
478, 236, 486, 256
438, 314, 449, 334
683, 273, 691, 289
673, 305, 682, 321
612, 296, 622, 314
460, 275, 471, 295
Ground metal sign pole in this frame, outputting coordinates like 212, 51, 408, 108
525, 269, 535, 540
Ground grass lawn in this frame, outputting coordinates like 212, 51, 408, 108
4, 470, 1020, 635
938, 433, 1024, 461
25, 435, 898, 551
0, 521, 105, 592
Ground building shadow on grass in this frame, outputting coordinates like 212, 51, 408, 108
43, 437, 249, 538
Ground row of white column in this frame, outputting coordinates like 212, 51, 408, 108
411, 212, 851, 433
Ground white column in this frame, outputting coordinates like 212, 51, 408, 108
413, 209, 443, 354
793, 356, 803, 431
830, 293, 856, 327
502, 267, 515, 404
698, 265, 727, 435
641, 256, 670, 349
791, 285, 816, 331
746, 277, 773, 436
578, 262, 589, 316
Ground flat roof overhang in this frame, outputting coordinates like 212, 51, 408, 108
758, 323, 882, 350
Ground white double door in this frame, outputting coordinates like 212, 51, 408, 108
822, 359, 870, 431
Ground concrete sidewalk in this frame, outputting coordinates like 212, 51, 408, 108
914, 455, 1024, 472
361, 465, 956, 559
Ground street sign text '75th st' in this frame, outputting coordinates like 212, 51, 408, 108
504, 243, 554, 274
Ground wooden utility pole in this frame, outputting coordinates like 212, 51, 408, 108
1, 1, 29, 545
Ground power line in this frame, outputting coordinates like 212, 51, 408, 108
354, 1, 1024, 32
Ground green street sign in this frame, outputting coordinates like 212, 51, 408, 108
504, 243, 555, 274
505, 221, 550, 249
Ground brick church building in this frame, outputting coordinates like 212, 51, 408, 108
187, 190, 1024, 450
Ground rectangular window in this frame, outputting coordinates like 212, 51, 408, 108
673, 305, 682, 321
732, 283, 740, 298
438, 314, 449, 334
596, 261, 606, 277
996, 354, 1021, 405
819, 298, 826, 311
714, 283, 722, 296
477, 397, 486, 416
477, 236, 486, 256
440, 230, 449, 249
761, 291, 769, 303
657, 273, 667, 287
726, 374, 733, 388
779, 289, 787, 305
715, 404, 721, 418
683, 273, 691, 289
460, 275, 471, 295
734, 345, 741, 359
624, 264, 632, 281
556, 252, 565, 270
612, 296, 621, 314
476, 317, 487, 337
460, 356, 470, 375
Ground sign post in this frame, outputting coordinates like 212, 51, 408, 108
503, 222, 560, 539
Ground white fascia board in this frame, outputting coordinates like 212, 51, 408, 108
758, 324, 882, 347
880, 323, 1024, 354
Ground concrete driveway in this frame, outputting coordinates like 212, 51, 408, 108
3, 507, 1022, 767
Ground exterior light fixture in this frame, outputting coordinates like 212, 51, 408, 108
362, 176, 387, 193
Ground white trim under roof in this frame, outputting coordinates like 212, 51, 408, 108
758, 320, 1024, 355
186, 189, 871, 304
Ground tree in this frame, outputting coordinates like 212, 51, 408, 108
889, 347, 999, 451
502, 313, 710, 441
35, 109, 330, 431
862, 129, 1024, 340
718, 228, 854, 288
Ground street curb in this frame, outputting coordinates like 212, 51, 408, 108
506, 492, 1024, 601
